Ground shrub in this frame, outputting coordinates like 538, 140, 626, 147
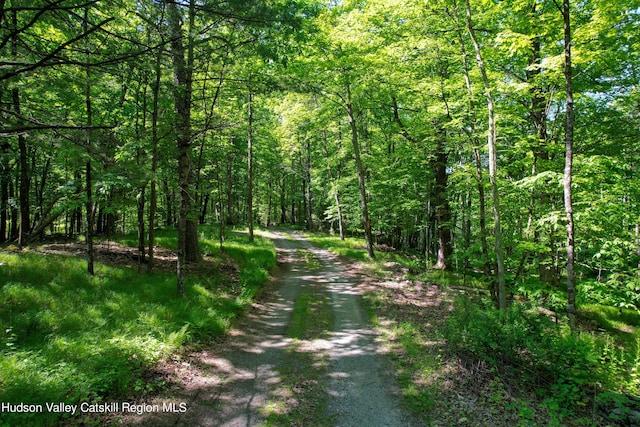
445, 298, 602, 412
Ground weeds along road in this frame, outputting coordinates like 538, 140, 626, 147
121, 229, 416, 426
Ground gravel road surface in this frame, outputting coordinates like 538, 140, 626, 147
118, 229, 417, 426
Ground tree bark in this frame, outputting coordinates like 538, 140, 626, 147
433, 128, 452, 270
280, 173, 287, 224
14, 95, 28, 247
465, 0, 506, 309
247, 89, 254, 242
11, 11, 29, 247
166, 0, 201, 295
137, 188, 146, 271
322, 130, 345, 240
452, 6, 492, 278
346, 83, 374, 259
305, 137, 314, 230
474, 148, 491, 277
0, 165, 7, 242
226, 143, 234, 225
563, 0, 577, 331
148, 45, 162, 273
163, 178, 174, 227
84, 7, 94, 275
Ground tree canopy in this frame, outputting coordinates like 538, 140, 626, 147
1, 0, 639, 312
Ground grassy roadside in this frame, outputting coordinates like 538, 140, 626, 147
303, 231, 640, 426
0, 225, 275, 427
262, 248, 333, 427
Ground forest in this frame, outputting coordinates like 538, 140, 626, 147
1, 0, 639, 425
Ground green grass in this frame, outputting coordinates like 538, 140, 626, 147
303, 232, 424, 275
420, 269, 488, 290
302, 234, 370, 261
0, 225, 275, 426
578, 304, 640, 345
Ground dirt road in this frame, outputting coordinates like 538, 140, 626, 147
121, 229, 416, 426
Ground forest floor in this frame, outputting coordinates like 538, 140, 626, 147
71, 229, 520, 426
18, 230, 628, 426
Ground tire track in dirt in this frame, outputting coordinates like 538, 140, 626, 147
114, 229, 416, 426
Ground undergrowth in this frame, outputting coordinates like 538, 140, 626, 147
307, 230, 640, 426
0, 226, 275, 426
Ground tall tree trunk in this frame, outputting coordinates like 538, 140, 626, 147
164, 178, 173, 226
35, 149, 51, 239
148, 46, 162, 273
247, 89, 254, 242
166, 0, 201, 295
12, 12, 29, 247
433, 128, 452, 270
217, 158, 225, 251
305, 137, 314, 230
0, 167, 7, 242
474, 148, 492, 277
465, 0, 506, 309
563, 0, 576, 331
525, 12, 556, 286
226, 144, 234, 225
280, 173, 287, 224
84, 7, 94, 275
300, 151, 307, 227
0, 133, 7, 242
136, 79, 147, 271
14, 99, 28, 247
322, 130, 345, 240
451, 6, 492, 279
266, 178, 272, 226
346, 83, 374, 259
463, 191, 472, 273
9, 179, 17, 240
184, 2, 200, 263
137, 188, 146, 271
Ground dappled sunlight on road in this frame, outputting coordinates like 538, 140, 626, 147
119, 229, 415, 426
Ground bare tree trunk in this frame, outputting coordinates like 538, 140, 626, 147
473, 149, 492, 276
166, 0, 201, 295
563, 0, 577, 331
305, 137, 314, 230
226, 144, 234, 225
217, 157, 225, 252
164, 178, 174, 227
137, 188, 145, 271
247, 89, 254, 242
465, 0, 506, 309
346, 83, 374, 259
11, 11, 29, 247
280, 173, 287, 224
0, 167, 7, 242
433, 130, 452, 270
136, 79, 147, 271
148, 47, 162, 273
452, 7, 492, 280
9, 179, 17, 240
322, 130, 345, 240
15, 100, 28, 247
84, 7, 94, 275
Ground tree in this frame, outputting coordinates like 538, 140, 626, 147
165, 0, 201, 294
464, 0, 507, 309
562, 0, 576, 330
